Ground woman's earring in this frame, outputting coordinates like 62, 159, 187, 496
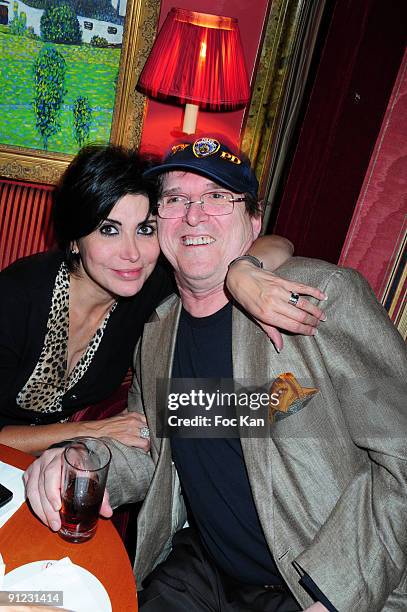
71, 247, 79, 256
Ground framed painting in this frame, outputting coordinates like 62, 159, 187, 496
0, 0, 160, 183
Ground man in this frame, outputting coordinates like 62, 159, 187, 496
25, 138, 407, 611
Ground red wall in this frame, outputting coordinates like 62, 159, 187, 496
139, 0, 269, 155
339, 49, 407, 324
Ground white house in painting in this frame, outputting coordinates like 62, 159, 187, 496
110, 0, 126, 18
1, 0, 125, 44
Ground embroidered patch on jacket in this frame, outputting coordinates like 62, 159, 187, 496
192, 137, 220, 158
269, 372, 318, 423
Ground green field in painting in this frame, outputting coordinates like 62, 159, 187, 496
0, 31, 121, 154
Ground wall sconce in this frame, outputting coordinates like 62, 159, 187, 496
137, 8, 250, 134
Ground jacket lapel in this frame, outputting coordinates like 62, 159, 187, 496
140, 295, 182, 457
135, 295, 183, 583
232, 306, 280, 554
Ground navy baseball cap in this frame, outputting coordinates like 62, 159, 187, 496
144, 137, 259, 199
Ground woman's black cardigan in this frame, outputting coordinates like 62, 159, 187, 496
0, 250, 173, 427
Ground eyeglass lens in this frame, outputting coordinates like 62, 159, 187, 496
159, 191, 236, 218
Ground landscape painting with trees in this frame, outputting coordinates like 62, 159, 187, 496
0, 0, 127, 154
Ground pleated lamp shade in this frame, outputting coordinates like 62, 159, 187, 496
138, 8, 250, 134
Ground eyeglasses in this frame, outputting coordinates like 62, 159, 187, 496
158, 190, 246, 219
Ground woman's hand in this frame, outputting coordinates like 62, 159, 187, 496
226, 260, 327, 351
0, 410, 150, 456
83, 410, 150, 451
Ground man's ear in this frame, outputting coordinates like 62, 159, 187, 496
251, 212, 262, 240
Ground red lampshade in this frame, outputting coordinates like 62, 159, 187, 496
138, 8, 250, 111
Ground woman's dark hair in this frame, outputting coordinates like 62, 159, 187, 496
52, 144, 160, 272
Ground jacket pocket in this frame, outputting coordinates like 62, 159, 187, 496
269, 372, 318, 424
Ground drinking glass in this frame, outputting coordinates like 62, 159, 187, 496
59, 437, 111, 543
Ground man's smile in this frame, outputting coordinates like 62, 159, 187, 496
181, 235, 216, 246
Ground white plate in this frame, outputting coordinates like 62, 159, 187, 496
3, 560, 111, 611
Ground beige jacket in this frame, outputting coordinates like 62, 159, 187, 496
105, 257, 407, 611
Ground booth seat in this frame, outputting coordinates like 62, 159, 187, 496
0, 180, 55, 271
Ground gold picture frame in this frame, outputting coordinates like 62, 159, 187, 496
1, 0, 319, 188
0, 0, 161, 185
242, 0, 325, 201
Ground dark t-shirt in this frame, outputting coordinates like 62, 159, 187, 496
171, 303, 282, 586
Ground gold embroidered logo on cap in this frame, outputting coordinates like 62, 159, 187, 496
171, 143, 189, 155
220, 151, 241, 165
192, 138, 220, 158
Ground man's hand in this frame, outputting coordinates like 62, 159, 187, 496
24, 448, 113, 531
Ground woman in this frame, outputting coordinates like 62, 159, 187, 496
0, 145, 325, 455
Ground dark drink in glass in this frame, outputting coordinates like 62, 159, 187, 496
59, 438, 111, 543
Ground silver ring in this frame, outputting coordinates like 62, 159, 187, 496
140, 426, 150, 439
289, 291, 300, 306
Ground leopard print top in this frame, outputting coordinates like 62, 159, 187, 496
16, 263, 117, 415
